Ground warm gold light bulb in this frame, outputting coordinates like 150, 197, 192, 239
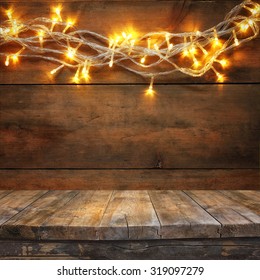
5, 56, 10, 67
11, 54, 18, 64
240, 22, 249, 32
220, 59, 228, 67
53, 5, 62, 22
66, 47, 76, 60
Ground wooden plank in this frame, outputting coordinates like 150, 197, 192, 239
0, 169, 258, 190
0, 1, 259, 84
0, 190, 47, 225
39, 190, 112, 240
1, 84, 259, 169
220, 190, 260, 215
99, 190, 160, 240
0, 190, 12, 200
185, 190, 260, 238
1, 238, 260, 259
149, 190, 220, 238
0, 190, 78, 239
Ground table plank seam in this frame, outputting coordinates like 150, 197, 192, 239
1, 190, 49, 226
0, 190, 13, 200
183, 190, 223, 237
148, 191, 163, 239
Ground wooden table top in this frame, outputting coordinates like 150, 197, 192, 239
0, 190, 259, 241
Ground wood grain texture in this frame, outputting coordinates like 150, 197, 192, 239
0, 190, 259, 241
1, 84, 259, 169
0, 190, 12, 200
0, 190, 78, 239
149, 190, 220, 238
0, 190, 47, 225
0, 169, 258, 190
0, 1, 259, 84
40, 190, 112, 240
0, 238, 260, 259
185, 190, 260, 238
220, 190, 260, 215
99, 190, 160, 240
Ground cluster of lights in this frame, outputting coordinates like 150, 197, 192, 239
0, 0, 259, 95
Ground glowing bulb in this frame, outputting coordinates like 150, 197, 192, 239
217, 73, 224, 82
82, 61, 91, 81
11, 54, 18, 64
66, 47, 76, 60
73, 67, 80, 84
53, 5, 62, 22
5, 56, 10, 67
193, 59, 200, 68
50, 64, 64, 75
154, 44, 159, 51
10, 19, 19, 36
189, 46, 196, 55
183, 49, 189, 57
146, 77, 155, 96
240, 22, 249, 32
147, 38, 151, 49
109, 38, 114, 48
233, 30, 239, 46
63, 20, 74, 33
212, 29, 222, 48
128, 39, 135, 55
6, 9, 13, 20
213, 37, 221, 47
140, 56, 146, 64
248, 19, 254, 26
196, 31, 201, 36
251, 5, 260, 15
212, 67, 225, 82
109, 60, 113, 68
51, 17, 58, 31
168, 43, 173, 51
38, 30, 44, 47
219, 59, 228, 68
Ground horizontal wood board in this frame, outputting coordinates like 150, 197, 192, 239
0, 1, 259, 84
0, 84, 259, 169
0, 190, 259, 240
0, 169, 259, 190
1, 238, 260, 259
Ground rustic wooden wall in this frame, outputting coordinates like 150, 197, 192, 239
0, 0, 259, 189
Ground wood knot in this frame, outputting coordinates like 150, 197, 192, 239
155, 159, 163, 169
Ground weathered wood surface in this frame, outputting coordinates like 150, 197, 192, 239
149, 190, 220, 238
1, 84, 259, 169
0, 1, 259, 84
185, 190, 260, 238
99, 191, 160, 240
0, 190, 12, 199
0, 238, 260, 260
0, 169, 259, 190
40, 190, 112, 240
0, 191, 78, 239
220, 190, 260, 215
0, 190, 259, 240
0, 190, 47, 225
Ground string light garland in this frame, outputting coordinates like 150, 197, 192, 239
0, 0, 259, 94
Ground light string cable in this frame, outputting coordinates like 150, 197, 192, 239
0, 0, 259, 89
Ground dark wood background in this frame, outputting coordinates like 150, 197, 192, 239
0, 0, 259, 189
